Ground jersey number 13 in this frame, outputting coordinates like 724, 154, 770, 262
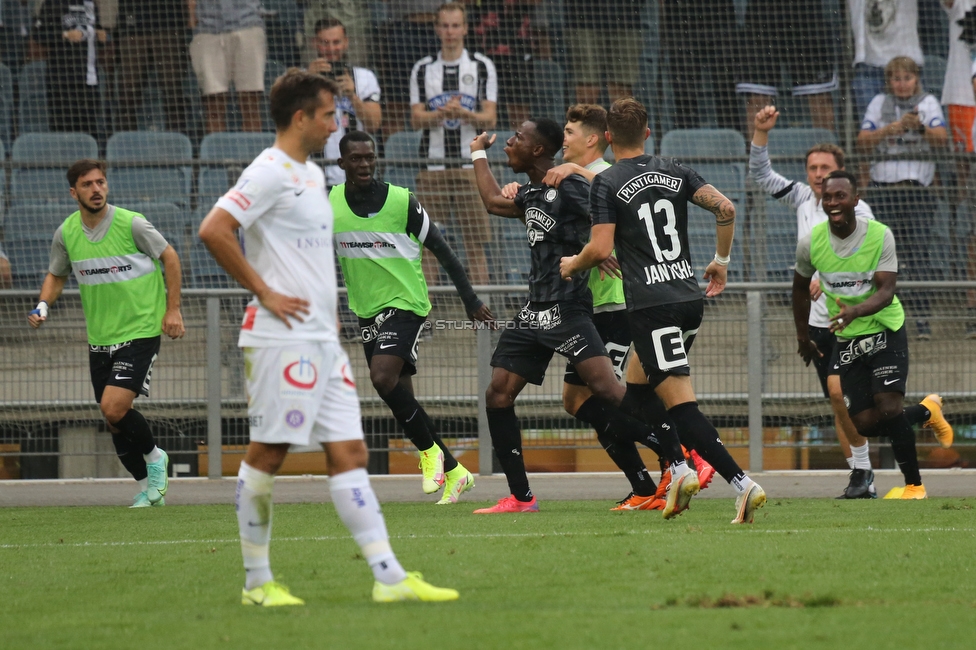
637, 199, 681, 263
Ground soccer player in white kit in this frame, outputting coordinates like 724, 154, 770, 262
199, 69, 459, 606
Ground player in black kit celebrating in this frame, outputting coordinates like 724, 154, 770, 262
561, 98, 767, 524
469, 117, 692, 515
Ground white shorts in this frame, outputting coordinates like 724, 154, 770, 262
243, 341, 364, 447
190, 27, 266, 96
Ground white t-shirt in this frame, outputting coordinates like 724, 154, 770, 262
943, 0, 976, 107
215, 147, 339, 347
861, 93, 946, 185
848, 0, 923, 68
323, 65, 381, 186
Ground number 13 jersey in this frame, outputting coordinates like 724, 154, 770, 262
590, 155, 707, 310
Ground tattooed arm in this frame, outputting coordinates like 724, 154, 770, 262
691, 184, 736, 297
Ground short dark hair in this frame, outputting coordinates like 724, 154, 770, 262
606, 98, 648, 149
314, 17, 345, 35
67, 159, 106, 187
823, 169, 858, 193
566, 104, 608, 152
438, 2, 467, 21
269, 68, 338, 131
338, 130, 375, 157
806, 143, 845, 169
530, 117, 563, 157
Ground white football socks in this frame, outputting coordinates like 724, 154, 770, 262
731, 474, 755, 496
236, 461, 275, 590
851, 442, 872, 471
846, 457, 855, 470
329, 468, 407, 586
144, 446, 163, 464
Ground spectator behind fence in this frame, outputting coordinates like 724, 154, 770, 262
738, 0, 837, 139
0, 244, 11, 288
309, 17, 380, 188
410, 2, 496, 286
940, 0, 976, 339
301, 0, 369, 68
659, 0, 741, 132
848, 0, 923, 120
564, 0, 642, 105
471, 0, 538, 130
32, 0, 107, 136
189, 0, 266, 133
857, 56, 948, 341
115, 0, 189, 134
377, 0, 441, 134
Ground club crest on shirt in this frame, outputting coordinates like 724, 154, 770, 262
544, 189, 558, 202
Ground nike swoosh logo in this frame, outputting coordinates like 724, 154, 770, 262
294, 188, 305, 196
572, 345, 588, 356
114, 375, 132, 381
378, 343, 396, 349
883, 378, 899, 386
247, 521, 265, 527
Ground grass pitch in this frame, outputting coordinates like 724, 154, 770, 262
2, 498, 975, 649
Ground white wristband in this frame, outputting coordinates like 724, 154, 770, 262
470, 150, 488, 161
34, 301, 49, 318
713, 253, 730, 267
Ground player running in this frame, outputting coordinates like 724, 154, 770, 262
751, 105, 950, 498
469, 116, 691, 515
792, 170, 944, 500
28, 159, 184, 508
561, 98, 766, 524
330, 130, 492, 504
199, 69, 458, 606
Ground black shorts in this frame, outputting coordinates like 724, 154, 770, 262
564, 309, 631, 386
360, 308, 428, 377
491, 301, 608, 386
809, 325, 839, 398
628, 298, 703, 388
837, 326, 909, 417
89, 336, 161, 403
736, 0, 838, 97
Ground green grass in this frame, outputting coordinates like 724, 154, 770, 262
2, 498, 976, 649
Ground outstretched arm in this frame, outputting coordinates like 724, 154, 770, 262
407, 197, 493, 322
691, 184, 736, 297
470, 133, 524, 218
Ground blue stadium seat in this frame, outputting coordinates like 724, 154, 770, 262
17, 61, 49, 134
106, 132, 193, 207
11, 133, 99, 204
198, 132, 275, 198
3, 203, 75, 240
188, 228, 234, 288
382, 130, 423, 191
4, 236, 52, 289
660, 129, 746, 280
0, 62, 13, 150
125, 202, 190, 258
530, 60, 567, 123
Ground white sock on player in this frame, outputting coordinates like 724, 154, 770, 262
144, 446, 163, 464
846, 457, 855, 470
329, 468, 407, 586
731, 475, 755, 496
851, 442, 872, 471
236, 461, 275, 590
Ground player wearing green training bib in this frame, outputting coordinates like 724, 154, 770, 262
793, 170, 934, 500
332, 131, 493, 505
27, 159, 185, 508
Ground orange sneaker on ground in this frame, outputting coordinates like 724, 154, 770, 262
900, 484, 927, 499
610, 493, 660, 511
473, 495, 539, 514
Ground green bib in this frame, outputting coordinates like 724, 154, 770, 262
810, 220, 904, 338
584, 158, 625, 309
62, 207, 166, 345
331, 183, 432, 319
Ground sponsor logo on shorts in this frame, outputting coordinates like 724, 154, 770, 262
279, 352, 322, 396
341, 363, 356, 389
285, 409, 305, 428
518, 303, 562, 330
360, 309, 397, 343
838, 332, 887, 366
249, 415, 264, 428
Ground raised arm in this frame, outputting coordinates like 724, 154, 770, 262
470, 133, 524, 218
691, 183, 735, 297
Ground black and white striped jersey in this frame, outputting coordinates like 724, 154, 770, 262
410, 49, 497, 170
